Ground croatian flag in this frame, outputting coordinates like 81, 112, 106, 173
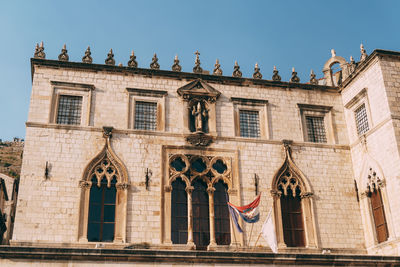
227, 194, 261, 232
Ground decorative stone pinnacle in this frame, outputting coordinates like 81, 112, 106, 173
34, 41, 46, 59
82, 46, 93, 64
105, 49, 115, 65
127, 50, 138, 68
290, 67, 300, 83
118, 63, 123, 67
150, 53, 160, 70
193, 50, 203, 73
253, 62, 262, 79
171, 54, 182, 72
232, 61, 242, 78
350, 56, 354, 62
58, 44, 69, 61
309, 69, 318, 85
272, 66, 281, 81
213, 59, 223, 76
331, 49, 336, 58
349, 55, 357, 74
360, 43, 368, 62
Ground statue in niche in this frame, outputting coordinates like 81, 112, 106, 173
190, 101, 208, 133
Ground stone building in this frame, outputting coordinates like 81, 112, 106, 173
1, 43, 400, 265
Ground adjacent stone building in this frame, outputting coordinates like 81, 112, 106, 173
2, 43, 400, 265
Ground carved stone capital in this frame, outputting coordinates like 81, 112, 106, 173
270, 189, 282, 199
79, 180, 91, 189
207, 187, 216, 195
185, 186, 194, 194
164, 185, 172, 192
300, 191, 314, 199
103, 126, 113, 138
116, 182, 130, 190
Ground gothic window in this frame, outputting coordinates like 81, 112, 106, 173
370, 188, 389, 243
56, 95, 83, 125
166, 154, 232, 249
192, 180, 210, 249
355, 103, 369, 135
134, 101, 157, 130
87, 174, 117, 242
278, 174, 305, 247
171, 178, 188, 244
239, 110, 260, 138
214, 181, 230, 245
305, 116, 327, 143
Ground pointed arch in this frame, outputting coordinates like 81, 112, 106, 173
271, 141, 318, 249
77, 127, 129, 243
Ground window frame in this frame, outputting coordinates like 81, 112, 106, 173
354, 103, 370, 136
49, 81, 94, 126
298, 104, 334, 143
344, 88, 373, 138
231, 97, 269, 139
126, 88, 167, 131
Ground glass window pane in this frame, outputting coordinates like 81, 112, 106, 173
355, 104, 369, 135
103, 205, 115, 223
88, 204, 101, 222
134, 101, 157, 130
56, 95, 82, 125
102, 223, 115, 242
87, 223, 100, 242
104, 186, 116, 204
305, 116, 327, 143
89, 185, 102, 204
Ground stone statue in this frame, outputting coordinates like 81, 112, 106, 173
191, 102, 207, 132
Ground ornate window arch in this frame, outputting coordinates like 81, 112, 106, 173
164, 153, 233, 250
271, 141, 318, 249
358, 152, 393, 247
78, 127, 129, 243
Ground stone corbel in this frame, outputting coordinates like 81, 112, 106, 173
300, 192, 314, 199
164, 185, 172, 192
79, 180, 91, 189
116, 182, 130, 190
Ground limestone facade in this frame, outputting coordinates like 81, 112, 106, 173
9, 48, 400, 261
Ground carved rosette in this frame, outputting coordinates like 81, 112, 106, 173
82, 46, 93, 64
186, 132, 214, 146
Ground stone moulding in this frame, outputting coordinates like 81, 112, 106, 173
185, 132, 214, 146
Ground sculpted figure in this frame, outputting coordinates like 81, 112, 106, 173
191, 102, 207, 132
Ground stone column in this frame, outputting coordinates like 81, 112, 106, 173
186, 186, 195, 248
300, 192, 317, 248
115, 183, 129, 243
271, 190, 286, 248
78, 180, 91, 242
164, 185, 173, 245
207, 186, 217, 250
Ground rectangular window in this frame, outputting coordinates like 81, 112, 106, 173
56, 95, 83, 125
239, 110, 260, 138
305, 116, 327, 143
134, 101, 157, 130
355, 104, 369, 135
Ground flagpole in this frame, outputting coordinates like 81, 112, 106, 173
248, 223, 254, 248
253, 232, 262, 250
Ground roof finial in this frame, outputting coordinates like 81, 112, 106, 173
213, 59, 223, 76
309, 69, 318, 85
232, 60, 242, 78
252, 62, 262, 79
272, 66, 281, 81
171, 54, 182, 72
360, 43, 368, 61
105, 49, 115, 65
349, 55, 357, 74
331, 49, 336, 58
34, 41, 45, 59
82, 46, 93, 63
127, 50, 138, 68
290, 67, 300, 83
193, 50, 203, 73
58, 44, 69, 61
150, 53, 160, 70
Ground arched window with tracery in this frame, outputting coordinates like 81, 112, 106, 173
192, 179, 210, 250
171, 178, 188, 244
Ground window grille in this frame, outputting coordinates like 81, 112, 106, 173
56, 95, 82, 125
305, 116, 327, 143
134, 101, 157, 130
239, 110, 260, 138
355, 104, 369, 135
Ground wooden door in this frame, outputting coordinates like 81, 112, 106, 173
281, 192, 305, 247
371, 188, 388, 243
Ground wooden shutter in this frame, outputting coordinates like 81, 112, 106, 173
370, 188, 388, 243
281, 192, 305, 247
214, 181, 231, 245
171, 178, 188, 244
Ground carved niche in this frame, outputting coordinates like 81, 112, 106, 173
177, 79, 221, 146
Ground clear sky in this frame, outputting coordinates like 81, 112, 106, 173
0, 0, 399, 141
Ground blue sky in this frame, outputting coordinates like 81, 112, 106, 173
0, 0, 399, 141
